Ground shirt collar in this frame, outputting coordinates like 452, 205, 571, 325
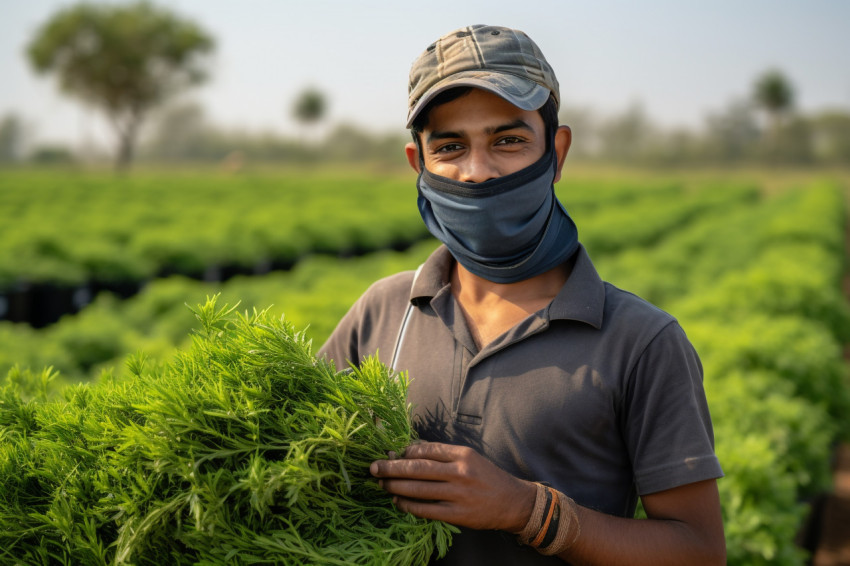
410, 244, 454, 302
411, 244, 605, 329
547, 244, 605, 329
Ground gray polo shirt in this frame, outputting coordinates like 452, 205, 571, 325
318, 244, 722, 565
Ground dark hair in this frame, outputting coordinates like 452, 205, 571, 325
410, 87, 559, 148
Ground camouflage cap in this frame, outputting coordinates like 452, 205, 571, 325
407, 25, 559, 128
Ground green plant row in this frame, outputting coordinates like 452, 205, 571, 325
575, 180, 760, 255
0, 169, 729, 290
593, 180, 844, 306
0, 240, 441, 386
587, 179, 849, 564
0, 176, 772, 387
0, 169, 428, 288
0, 298, 456, 565
662, 182, 849, 564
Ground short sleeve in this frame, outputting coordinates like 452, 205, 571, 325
316, 294, 366, 372
317, 271, 415, 372
623, 321, 723, 495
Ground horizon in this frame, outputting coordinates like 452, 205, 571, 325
2, 0, 849, 153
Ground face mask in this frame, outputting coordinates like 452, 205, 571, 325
416, 142, 579, 283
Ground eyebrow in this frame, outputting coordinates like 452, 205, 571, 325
425, 119, 535, 144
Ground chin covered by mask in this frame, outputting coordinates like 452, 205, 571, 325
416, 142, 579, 284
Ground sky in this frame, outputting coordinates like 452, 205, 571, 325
2, 0, 850, 151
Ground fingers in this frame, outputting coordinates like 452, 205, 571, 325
378, 476, 456, 503
393, 495, 456, 523
368, 442, 535, 531
370, 452, 452, 480
370, 441, 473, 479
402, 441, 462, 462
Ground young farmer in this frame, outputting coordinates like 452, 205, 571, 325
319, 25, 725, 565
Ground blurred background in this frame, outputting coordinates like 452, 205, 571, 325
2, 0, 849, 168
1, 2, 850, 565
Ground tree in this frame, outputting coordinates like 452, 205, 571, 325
810, 110, 850, 165
0, 114, 26, 162
26, 2, 215, 171
143, 101, 209, 161
703, 98, 760, 163
753, 69, 794, 143
292, 87, 327, 141
558, 105, 599, 159
596, 102, 653, 163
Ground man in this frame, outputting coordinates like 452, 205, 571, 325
318, 25, 725, 565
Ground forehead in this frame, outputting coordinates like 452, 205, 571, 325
422, 88, 545, 135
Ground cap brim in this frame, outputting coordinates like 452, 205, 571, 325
406, 71, 551, 128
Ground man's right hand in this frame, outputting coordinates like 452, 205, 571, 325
369, 441, 537, 533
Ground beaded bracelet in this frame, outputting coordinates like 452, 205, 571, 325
517, 483, 581, 556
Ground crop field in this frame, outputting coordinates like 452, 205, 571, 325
0, 165, 848, 564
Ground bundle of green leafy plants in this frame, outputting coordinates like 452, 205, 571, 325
0, 297, 455, 565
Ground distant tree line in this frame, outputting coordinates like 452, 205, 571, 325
4, 102, 849, 170
7, 66, 849, 169
127, 100, 410, 169
560, 69, 850, 167
103, 67, 850, 169
3, 0, 848, 170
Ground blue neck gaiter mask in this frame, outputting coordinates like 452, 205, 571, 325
416, 141, 579, 283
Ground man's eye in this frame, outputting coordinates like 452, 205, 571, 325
496, 136, 525, 146
435, 143, 463, 153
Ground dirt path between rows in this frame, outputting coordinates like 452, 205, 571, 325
810, 443, 850, 565
805, 199, 850, 565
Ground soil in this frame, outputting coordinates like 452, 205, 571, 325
806, 214, 850, 565
808, 443, 850, 565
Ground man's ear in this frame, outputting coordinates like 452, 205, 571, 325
405, 141, 421, 173
553, 125, 572, 183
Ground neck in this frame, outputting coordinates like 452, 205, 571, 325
450, 259, 573, 349
452, 261, 570, 306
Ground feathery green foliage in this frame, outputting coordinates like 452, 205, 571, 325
0, 296, 455, 565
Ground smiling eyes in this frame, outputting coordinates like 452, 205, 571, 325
433, 136, 528, 154
495, 136, 527, 146
434, 142, 464, 154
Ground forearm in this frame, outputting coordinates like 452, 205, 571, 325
555, 504, 726, 566
370, 444, 725, 565
512, 480, 725, 565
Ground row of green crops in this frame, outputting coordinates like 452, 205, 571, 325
0, 168, 428, 288
0, 168, 847, 564
0, 239, 441, 387
0, 180, 763, 385
0, 168, 755, 292
604, 181, 850, 564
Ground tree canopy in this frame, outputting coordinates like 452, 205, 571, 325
27, 1, 215, 171
753, 69, 795, 116
752, 69, 796, 160
292, 87, 327, 126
